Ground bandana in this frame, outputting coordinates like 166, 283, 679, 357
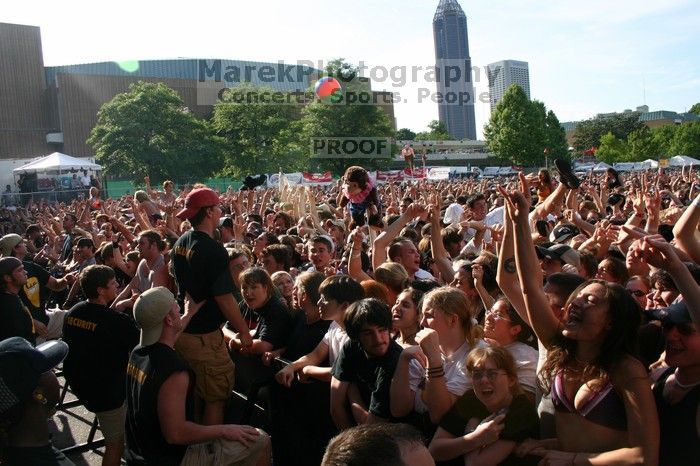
343, 180, 373, 204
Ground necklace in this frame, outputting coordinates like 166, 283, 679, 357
674, 369, 700, 390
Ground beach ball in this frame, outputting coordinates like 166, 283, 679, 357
315, 77, 342, 102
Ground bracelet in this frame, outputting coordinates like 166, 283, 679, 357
426, 365, 445, 379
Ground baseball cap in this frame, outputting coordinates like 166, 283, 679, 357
536, 244, 581, 268
133, 287, 177, 346
176, 188, 220, 220
549, 224, 580, 243
219, 217, 233, 229
650, 301, 691, 325
0, 234, 23, 257
0, 257, 22, 276
443, 203, 464, 226
327, 219, 346, 231
0, 337, 68, 417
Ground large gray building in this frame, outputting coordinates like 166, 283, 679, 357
487, 60, 531, 112
0, 22, 396, 160
432, 0, 477, 140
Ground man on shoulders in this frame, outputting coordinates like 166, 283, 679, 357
125, 287, 270, 466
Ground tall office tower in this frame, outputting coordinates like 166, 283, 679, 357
487, 60, 530, 112
433, 0, 477, 140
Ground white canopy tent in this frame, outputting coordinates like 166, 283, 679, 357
13, 152, 102, 174
669, 155, 700, 167
592, 162, 613, 172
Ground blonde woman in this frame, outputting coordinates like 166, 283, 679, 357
391, 287, 486, 425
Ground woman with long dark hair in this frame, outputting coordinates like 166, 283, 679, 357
503, 175, 658, 465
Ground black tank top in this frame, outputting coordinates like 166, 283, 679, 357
125, 343, 192, 466
653, 367, 700, 466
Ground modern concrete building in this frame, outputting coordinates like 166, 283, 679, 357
432, 0, 477, 140
0, 22, 396, 163
487, 60, 531, 112
561, 105, 700, 146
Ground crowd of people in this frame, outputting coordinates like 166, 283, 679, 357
0, 161, 698, 466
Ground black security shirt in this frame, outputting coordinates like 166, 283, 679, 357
62, 300, 139, 412
171, 230, 236, 334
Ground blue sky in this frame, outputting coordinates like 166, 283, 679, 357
3, 0, 698, 138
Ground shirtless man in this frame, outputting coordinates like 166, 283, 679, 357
112, 230, 168, 311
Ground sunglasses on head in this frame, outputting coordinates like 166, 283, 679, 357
662, 320, 696, 336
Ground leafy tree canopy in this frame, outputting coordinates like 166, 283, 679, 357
572, 112, 644, 152
396, 128, 417, 140
211, 83, 304, 178
88, 82, 224, 181
415, 120, 451, 140
298, 59, 395, 173
483, 84, 566, 166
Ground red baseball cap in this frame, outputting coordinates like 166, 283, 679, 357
176, 188, 221, 220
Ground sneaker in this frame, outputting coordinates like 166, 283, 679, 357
554, 159, 581, 189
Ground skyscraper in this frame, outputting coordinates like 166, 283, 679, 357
487, 60, 531, 112
432, 0, 477, 140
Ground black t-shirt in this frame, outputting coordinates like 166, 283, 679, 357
20, 261, 52, 324
238, 296, 292, 349
125, 343, 192, 466
0, 291, 35, 345
62, 300, 139, 412
331, 338, 402, 419
171, 230, 236, 334
114, 267, 132, 291
439, 390, 540, 466
284, 312, 331, 362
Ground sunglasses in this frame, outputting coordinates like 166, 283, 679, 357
662, 321, 697, 336
470, 369, 506, 382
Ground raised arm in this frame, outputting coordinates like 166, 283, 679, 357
671, 192, 700, 263
372, 203, 425, 270
428, 196, 455, 283
496, 204, 529, 326
347, 228, 372, 283
503, 176, 561, 347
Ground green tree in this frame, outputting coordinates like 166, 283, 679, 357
415, 120, 451, 140
652, 125, 677, 157
483, 84, 547, 166
396, 128, 416, 140
299, 60, 395, 173
572, 112, 644, 153
210, 84, 303, 177
627, 126, 661, 161
88, 82, 224, 180
689, 103, 700, 115
544, 109, 569, 161
595, 132, 628, 164
670, 122, 700, 157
